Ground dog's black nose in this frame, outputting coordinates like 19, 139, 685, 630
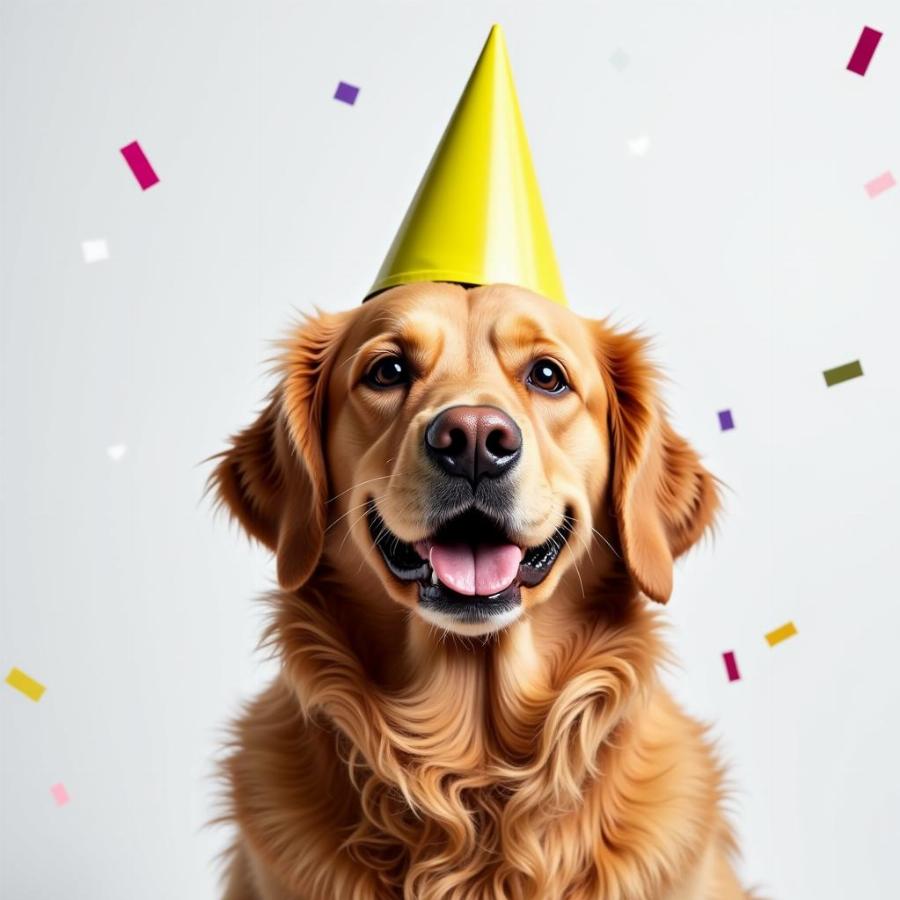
425, 405, 522, 485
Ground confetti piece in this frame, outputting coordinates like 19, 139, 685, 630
81, 239, 109, 264
5, 667, 46, 702
823, 359, 863, 387
722, 651, 741, 682
765, 621, 797, 647
50, 783, 70, 807
609, 48, 630, 71
334, 81, 360, 105
120, 140, 159, 190
717, 409, 735, 431
846, 26, 882, 76
627, 136, 650, 157
106, 444, 127, 462
864, 170, 895, 198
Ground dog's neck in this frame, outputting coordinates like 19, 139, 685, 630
272, 570, 661, 783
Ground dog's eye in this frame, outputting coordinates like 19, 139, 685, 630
365, 355, 410, 389
527, 359, 568, 395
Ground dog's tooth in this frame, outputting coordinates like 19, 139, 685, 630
431, 568, 439, 585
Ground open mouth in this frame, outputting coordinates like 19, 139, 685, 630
366, 501, 571, 630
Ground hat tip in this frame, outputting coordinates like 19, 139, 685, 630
484, 23, 507, 53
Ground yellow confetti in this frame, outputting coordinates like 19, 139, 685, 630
5, 667, 46, 701
765, 621, 798, 647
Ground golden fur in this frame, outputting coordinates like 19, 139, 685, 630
211, 283, 750, 899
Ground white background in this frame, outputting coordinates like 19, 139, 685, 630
2, 2, 899, 897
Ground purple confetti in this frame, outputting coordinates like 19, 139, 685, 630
334, 81, 360, 105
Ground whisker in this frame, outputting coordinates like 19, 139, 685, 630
558, 532, 586, 599
337, 506, 375, 556
325, 473, 410, 505
330, 490, 389, 551
325, 476, 388, 506
352, 528, 386, 579
563, 513, 621, 561
588, 525, 621, 560
324, 499, 373, 534
374, 524, 393, 552
561, 516, 593, 563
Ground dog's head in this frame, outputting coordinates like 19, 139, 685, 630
212, 283, 718, 637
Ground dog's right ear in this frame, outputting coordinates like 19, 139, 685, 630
208, 311, 348, 591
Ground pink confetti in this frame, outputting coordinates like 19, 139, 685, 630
50, 782, 70, 807
120, 140, 160, 190
864, 171, 895, 198
722, 651, 741, 682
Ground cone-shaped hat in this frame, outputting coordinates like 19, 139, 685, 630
366, 24, 566, 305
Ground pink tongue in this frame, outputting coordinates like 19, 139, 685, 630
425, 542, 523, 596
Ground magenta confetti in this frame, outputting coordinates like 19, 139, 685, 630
722, 651, 741, 682
847, 26, 882, 76
120, 141, 159, 190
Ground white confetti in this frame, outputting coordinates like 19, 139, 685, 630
627, 136, 651, 157
106, 444, 127, 462
609, 48, 630, 71
81, 239, 109, 264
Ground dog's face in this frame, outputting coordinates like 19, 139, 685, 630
323, 283, 610, 636
213, 283, 717, 637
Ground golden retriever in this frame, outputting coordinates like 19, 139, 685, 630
211, 282, 749, 899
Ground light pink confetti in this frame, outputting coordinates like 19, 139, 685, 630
50, 783, 70, 807
864, 171, 895, 198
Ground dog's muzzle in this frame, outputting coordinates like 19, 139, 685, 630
367, 502, 571, 631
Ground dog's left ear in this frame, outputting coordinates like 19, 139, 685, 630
209, 311, 348, 591
595, 324, 719, 603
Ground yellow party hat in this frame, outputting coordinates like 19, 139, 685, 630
366, 24, 566, 306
